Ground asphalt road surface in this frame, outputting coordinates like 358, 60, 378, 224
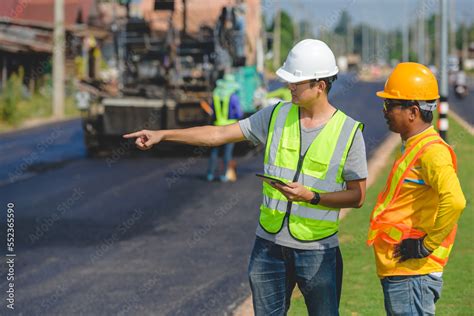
448, 85, 474, 126
0, 74, 391, 315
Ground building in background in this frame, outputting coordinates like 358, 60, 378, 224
0, 0, 108, 90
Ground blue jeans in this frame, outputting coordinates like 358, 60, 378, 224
248, 237, 342, 316
381, 274, 443, 316
207, 143, 235, 177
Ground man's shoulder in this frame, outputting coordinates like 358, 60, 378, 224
420, 142, 454, 167
338, 110, 362, 125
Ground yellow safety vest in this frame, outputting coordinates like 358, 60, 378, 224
260, 102, 363, 241
367, 132, 458, 266
213, 93, 237, 126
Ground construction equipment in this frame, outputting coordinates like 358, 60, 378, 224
77, 0, 262, 156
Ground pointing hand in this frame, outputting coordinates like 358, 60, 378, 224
122, 130, 163, 150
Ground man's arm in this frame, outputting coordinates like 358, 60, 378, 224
273, 178, 366, 209
393, 145, 466, 262
319, 179, 366, 208
421, 146, 466, 250
122, 123, 246, 150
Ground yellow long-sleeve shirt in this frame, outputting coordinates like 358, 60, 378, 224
373, 126, 466, 277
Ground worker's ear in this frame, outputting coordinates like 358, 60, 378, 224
408, 105, 419, 122
316, 80, 326, 94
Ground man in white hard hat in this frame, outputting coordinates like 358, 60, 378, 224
123, 39, 367, 315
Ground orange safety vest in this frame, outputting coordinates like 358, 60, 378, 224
367, 132, 458, 266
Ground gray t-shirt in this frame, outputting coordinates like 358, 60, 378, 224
239, 104, 368, 250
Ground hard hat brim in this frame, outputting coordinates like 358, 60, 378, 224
376, 90, 440, 100
376, 90, 399, 99
276, 67, 338, 83
276, 67, 314, 83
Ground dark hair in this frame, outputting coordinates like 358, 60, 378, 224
309, 75, 338, 94
419, 109, 433, 123
416, 100, 435, 123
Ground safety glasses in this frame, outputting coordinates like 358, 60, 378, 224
383, 99, 416, 112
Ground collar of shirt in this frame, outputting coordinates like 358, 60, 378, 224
402, 126, 436, 153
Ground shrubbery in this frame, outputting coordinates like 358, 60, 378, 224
0, 67, 77, 128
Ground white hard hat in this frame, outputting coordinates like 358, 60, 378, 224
276, 39, 339, 83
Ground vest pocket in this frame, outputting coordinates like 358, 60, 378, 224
288, 214, 337, 240
259, 205, 286, 233
277, 138, 299, 167
305, 155, 329, 179
280, 138, 298, 151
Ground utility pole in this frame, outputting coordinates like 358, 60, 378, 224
347, 22, 354, 55
53, 0, 65, 118
369, 28, 374, 63
435, 13, 440, 70
1, 56, 6, 89
449, 0, 456, 56
272, 8, 281, 70
462, 15, 468, 68
418, 0, 425, 64
375, 30, 380, 63
182, 0, 187, 36
294, 20, 300, 42
439, 0, 449, 141
362, 25, 369, 64
402, 0, 409, 61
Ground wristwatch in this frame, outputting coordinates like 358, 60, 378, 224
309, 192, 321, 205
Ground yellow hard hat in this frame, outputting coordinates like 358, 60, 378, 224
376, 62, 440, 101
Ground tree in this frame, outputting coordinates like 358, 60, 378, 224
267, 10, 295, 67
334, 10, 351, 36
279, 11, 295, 65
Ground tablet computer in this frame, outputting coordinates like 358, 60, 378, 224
255, 173, 289, 186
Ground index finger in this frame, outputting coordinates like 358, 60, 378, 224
273, 182, 291, 191
122, 131, 144, 139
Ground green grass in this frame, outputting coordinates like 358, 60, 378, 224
289, 117, 473, 315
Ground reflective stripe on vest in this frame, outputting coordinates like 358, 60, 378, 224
367, 132, 458, 267
213, 93, 237, 126
260, 102, 363, 241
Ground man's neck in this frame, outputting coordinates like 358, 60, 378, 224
401, 123, 432, 141
299, 100, 336, 129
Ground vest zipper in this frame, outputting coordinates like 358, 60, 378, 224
285, 154, 305, 217
285, 107, 305, 220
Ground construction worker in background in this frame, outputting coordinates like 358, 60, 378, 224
123, 39, 368, 315
208, 74, 243, 182
266, 86, 292, 103
367, 62, 466, 315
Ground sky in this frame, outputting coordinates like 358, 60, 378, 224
261, 0, 474, 32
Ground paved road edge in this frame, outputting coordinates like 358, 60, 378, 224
0, 116, 79, 136
449, 110, 474, 136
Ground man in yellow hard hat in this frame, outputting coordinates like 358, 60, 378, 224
367, 62, 466, 315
